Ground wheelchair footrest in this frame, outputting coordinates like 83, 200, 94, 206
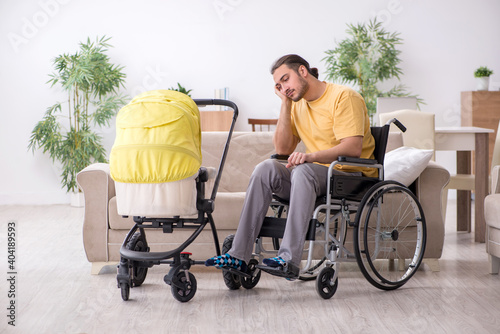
256, 262, 299, 279
216, 266, 251, 279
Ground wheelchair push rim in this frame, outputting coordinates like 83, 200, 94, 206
354, 180, 426, 290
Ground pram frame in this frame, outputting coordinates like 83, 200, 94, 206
117, 99, 238, 303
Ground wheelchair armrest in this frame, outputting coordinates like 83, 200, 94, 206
270, 154, 290, 161
271, 154, 380, 167
330, 157, 383, 181
337, 156, 378, 165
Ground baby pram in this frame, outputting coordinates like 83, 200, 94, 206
110, 90, 238, 302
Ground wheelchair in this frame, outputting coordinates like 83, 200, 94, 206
221, 118, 427, 299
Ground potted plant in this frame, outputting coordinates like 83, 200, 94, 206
323, 20, 422, 122
474, 66, 493, 91
169, 83, 192, 97
28, 36, 128, 205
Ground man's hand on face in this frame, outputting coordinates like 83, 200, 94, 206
275, 85, 291, 103
286, 152, 310, 168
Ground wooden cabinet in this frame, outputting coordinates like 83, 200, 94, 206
199, 110, 234, 131
461, 91, 500, 169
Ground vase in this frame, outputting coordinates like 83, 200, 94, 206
476, 77, 490, 91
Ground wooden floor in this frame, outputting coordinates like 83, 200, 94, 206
1, 200, 500, 334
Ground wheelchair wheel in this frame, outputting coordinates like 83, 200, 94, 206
221, 234, 241, 290
171, 271, 197, 302
241, 259, 261, 289
354, 181, 426, 291
126, 231, 149, 287
316, 266, 338, 299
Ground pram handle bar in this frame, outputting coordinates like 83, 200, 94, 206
194, 99, 239, 118
194, 99, 239, 203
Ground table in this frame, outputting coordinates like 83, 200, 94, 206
461, 91, 500, 167
435, 126, 494, 243
200, 110, 233, 131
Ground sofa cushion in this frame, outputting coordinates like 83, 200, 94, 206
212, 192, 247, 229
109, 192, 249, 231
201, 132, 306, 193
109, 196, 135, 229
485, 194, 500, 230
384, 146, 433, 186
202, 132, 277, 193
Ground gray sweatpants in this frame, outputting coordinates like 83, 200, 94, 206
228, 159, 358, 265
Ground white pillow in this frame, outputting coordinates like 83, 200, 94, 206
384, 146, 433, 186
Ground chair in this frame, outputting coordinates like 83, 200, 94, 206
248, 118, 278, 132
375, 97, 418, 126
378, 109, 435, 153
379, 110, 444, 223
490, 121, 500, 178
220, 119, 427, 299
446, 121, 500, 232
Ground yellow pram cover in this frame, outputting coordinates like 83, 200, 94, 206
110, 89, 201, 184
110, 90, 202, 217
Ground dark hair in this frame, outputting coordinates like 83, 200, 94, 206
270, 54, 319, 79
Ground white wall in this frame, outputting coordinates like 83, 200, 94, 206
1, 0, 499, 205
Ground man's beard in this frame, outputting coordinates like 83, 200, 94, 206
291, 77, 309, 102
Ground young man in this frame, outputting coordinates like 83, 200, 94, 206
206, 54, 375, 277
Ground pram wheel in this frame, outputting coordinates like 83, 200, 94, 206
171, 271, 197, 302
126, 231, 149, 287
354, 181, 426, 291
120, 282, 130, 301
316, 266, 338, 299
221, 234, 242, 290
241, 259, 261, 289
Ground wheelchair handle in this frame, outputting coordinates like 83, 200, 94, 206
386, 118, 407, 133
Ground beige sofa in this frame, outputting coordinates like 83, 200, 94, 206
484, 165, 500, 274
77, 131, 450, 274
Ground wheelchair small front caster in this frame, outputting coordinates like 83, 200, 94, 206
316, 266, 338, 299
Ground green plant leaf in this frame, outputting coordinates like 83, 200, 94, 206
474, 66, 493, 77
92, 94, 128, 127
169, 83, 192, 97
323, 19, 422, 118
28, 36, 129, 192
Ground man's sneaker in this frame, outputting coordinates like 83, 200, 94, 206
263, 256, 286, 268
258, 257, 300, 279
205, 253, 247, 272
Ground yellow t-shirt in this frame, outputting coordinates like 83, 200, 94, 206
290, 83, 376, 177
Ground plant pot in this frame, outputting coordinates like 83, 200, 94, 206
476, 77, 490, 91
70, 191, 84, 207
